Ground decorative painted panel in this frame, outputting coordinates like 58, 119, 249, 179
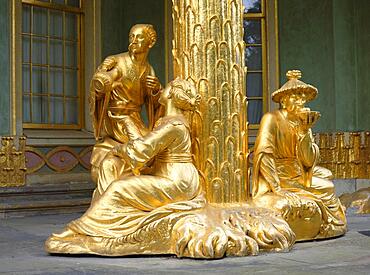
25, 145, 92, 173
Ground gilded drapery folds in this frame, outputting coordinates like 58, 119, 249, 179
252, 71, 347, 240
45, 1, 346, 259
88, 24, 163, 197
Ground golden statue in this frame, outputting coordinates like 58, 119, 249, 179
45, 1, 344, 259
90, 24, 162, 197
46, 79, 295, 258
252, 70, 347, 240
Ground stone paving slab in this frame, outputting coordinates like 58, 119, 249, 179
0, 210, 369, 275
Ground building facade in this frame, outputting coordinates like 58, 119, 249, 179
0, 0, 369, 217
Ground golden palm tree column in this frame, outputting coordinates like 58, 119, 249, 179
172, 0, 249, 203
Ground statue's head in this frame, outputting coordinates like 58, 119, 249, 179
280, 92, 308, 114
159, 78, 201, 111
271, 70, 318, 114
128, 24, 157, 54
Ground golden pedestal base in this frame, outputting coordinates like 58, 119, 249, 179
46, 202, 294, 259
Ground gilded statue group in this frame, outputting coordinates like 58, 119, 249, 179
45, 24, 347, 258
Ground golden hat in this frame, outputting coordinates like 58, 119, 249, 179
271, 70, 318, 103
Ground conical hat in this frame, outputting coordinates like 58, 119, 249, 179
271, 70, 318, 103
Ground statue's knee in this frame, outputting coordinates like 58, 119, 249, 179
312, 177, 334, 193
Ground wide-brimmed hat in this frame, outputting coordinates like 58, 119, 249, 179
271, 70, 318, 103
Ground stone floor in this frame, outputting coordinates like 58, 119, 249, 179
0, 209, 369, 275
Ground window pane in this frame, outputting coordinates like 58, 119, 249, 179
65, 13, 77, 40
22, 5, 31, 33
22, 65, 31, 93
246, 73, 262, 97
65, 69, 77, 96
32, 37, 47, 64
52, 0, 65, 5
68, 0, 80, 7
22, 35, 31, 62
23, 95, 31, 123
50, 39, 63, 66
32, 66, 48, 94
33, 7, 48, 35
65, 41, 77, 67
32, 96, 48, 123
247, 100, 263, 124
50, 10, 63, 38
243, 20, 261, 44
22, 2, 80, 128
50, 68, 63, 95
50, 97, 64, 124
243, 0, 261, 13
245, 46, 262, 70
65, 98, 78, 124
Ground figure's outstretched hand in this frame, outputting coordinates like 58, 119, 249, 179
146, 76, 161, 93
276, 189, 302, 209
112, 81, 125, 93
297, 110, 321, 133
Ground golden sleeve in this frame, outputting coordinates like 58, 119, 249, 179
297, 129, 318, 168
118, 123, 178, 171
252, 113, 281, 193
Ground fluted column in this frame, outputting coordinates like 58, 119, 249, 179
172, 0, 248, 203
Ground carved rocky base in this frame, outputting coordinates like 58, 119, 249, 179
45, 204, 295, 259
253, 193, 347, 241
340, 187, 370, 214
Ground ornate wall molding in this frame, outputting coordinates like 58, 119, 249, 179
25, 146, 92, 174
0, 136, 27, 187
314, 131, 369, 179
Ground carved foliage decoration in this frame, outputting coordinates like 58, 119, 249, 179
0, 136, 27, 187
172, 0, 249, 203
314, 131, 369, 179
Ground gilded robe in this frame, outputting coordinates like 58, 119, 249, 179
90, 52, 162, 195
57, 115, 202, 239
252, 110, 346, 238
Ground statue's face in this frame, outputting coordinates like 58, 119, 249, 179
281, 93, 307, 114
128, 26, 151, 54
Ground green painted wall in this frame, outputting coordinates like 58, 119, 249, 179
278, 0, 370, 132
355, 0, 370, 131
0, 0, 10, 135
101, 0, 166, 84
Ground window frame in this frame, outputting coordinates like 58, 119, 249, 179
21, 0, 84, 130
244, 0, 268, 130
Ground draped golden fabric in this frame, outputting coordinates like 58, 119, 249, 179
89, 52, 163, 196
46, 115, 202, 252
252, 110, 346, 240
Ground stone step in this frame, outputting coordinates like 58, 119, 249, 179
0, 197, 92, 218
0, 189, 93, 203
0, 182, 94, 218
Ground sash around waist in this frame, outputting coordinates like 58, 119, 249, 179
275, 157, 302, 178
275, 157, 299, 165
275, 157, 300, 168
156, 153, 193, 163
108, 105, 141, 115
